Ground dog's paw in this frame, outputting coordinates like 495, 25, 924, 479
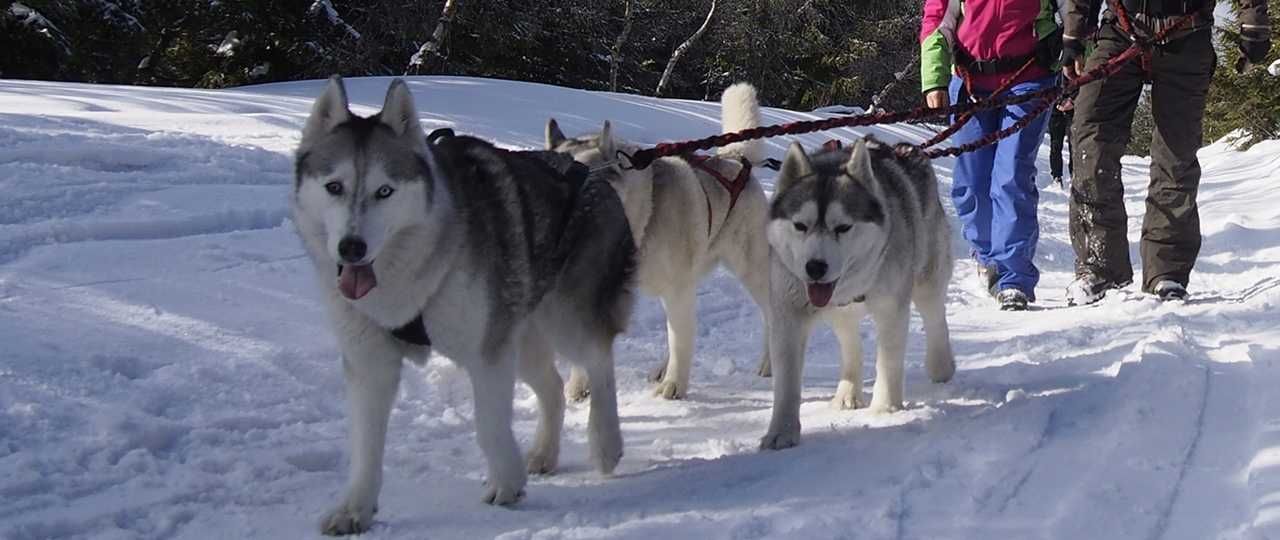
565, 377, 591, 403
830, 381, 865, 410
526, 449, 559, 475
482, 483, 526, 506
867, 398, 903, 415
319, 499, 376, 536
590, 430, 624, 475
654, 380, 687, 400
759, 428, 800, 451
927, 355, 956, 384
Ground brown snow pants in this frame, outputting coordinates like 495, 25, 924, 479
1069, 24, 1216, 292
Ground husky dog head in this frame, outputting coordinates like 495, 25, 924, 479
546, 118, 653, 245
293, 76, 440, 302
768, 136, 894, 308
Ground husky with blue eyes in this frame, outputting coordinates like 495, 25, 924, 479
760, 135, 956, 451
291, 76, 636, 535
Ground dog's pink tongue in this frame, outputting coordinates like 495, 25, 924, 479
807, 282, 835, 307
338, 265, 377, 300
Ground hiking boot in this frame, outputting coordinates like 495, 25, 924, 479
1053, 176, 1064, 189
976, 261, 999, 297
997, 289, 1030, 311
1152, 280, 1188, 302
1066, 274, 1130, 306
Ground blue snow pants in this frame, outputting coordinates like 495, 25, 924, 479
948, 73, 1054, 300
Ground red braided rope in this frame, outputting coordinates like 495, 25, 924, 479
919, 56, 1038, 149
620, 11, 1195, 170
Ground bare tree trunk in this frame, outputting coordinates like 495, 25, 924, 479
406, 0, 459, 75
609, 0, 634, 92
868, 56, 918, 113
655, 0, 715, 97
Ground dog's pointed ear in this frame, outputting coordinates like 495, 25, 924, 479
546, 118, 567, 149
599, 120, 617, 160
777, 142, 814, 193
378, 79, 423, 139
301, 75, 351, 145
846, 138, 877, 182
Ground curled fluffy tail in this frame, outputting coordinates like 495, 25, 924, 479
716, 82, 763, 164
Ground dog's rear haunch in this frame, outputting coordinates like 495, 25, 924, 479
292, 76, 637, 535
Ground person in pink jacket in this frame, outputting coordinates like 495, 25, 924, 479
920, 0, 1064, 310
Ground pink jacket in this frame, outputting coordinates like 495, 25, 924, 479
920, 0, 1060, 92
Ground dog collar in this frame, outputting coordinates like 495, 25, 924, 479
391, 314, 431, 347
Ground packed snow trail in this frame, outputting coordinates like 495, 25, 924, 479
1, 77, 1278, 539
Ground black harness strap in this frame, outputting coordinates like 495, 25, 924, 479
391, 314, 431, 347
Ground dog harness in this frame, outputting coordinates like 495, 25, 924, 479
680, 154, 752, 237
392, 314, 431, 347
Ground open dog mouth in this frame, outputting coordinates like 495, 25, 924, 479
337, 263, 377, 300
807, 280, 836, 307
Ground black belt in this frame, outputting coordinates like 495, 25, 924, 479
1121, 0, 1201, 17
954, 47, 1036, 76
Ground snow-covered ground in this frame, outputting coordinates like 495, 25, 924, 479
2, 76, 1279, 540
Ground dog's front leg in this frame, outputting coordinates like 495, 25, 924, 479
760, 303, 813, 451
467, 348, 527, 505
655, 286, 696, 400
867, 296, 910, 413
321, 331, 403, 536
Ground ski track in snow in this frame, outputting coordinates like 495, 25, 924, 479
1, 76, 1279, 539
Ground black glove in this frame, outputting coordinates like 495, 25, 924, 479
1060, 38, 1086, 66
1241, 27, 1272, 64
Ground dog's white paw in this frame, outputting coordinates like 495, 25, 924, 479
565, 376, 590, 403
759, 428, 800, 451
830, 381, 865, 410
867, 397, 903, 415
649, 361, 668, 383
927, 354, 956, 384
526, 449, 559, 475
654, 380, 687, 400
319, 499, 376, 536
756, 355, 772, 378
482, 483, 526, 506
590, 430, 624, 475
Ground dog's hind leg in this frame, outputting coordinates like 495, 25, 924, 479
320, 334, 403, 536
867, 296, 911, 414
565, 366, 591, 403
564, 336, 624, 474
519, 327, 564, 475
654, 286, 696, 400
467, 348, 527, 506
828, 308, 867, 410
914, 275, 956, 384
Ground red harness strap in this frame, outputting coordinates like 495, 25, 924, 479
681, 153, 752, 237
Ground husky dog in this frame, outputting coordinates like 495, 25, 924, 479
759, 136, 956, 451
292, 77, 635, 534
545, 83, 772, 400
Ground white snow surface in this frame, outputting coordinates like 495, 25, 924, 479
2, 76, 1280, 540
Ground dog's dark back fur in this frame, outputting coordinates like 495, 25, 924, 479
430, 135, 636, 338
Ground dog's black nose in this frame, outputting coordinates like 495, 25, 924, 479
805, 259, 828, 281
338, 236, 367, 263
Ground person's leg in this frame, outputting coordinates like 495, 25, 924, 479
989, 75, 1054, 300
1142, 31, 1214, 292
948, 75, 1001, 266
1069, 29, 1146, 286
1049, 111, 1067, 179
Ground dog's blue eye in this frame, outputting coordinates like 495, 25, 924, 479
793, 222, 808, 233
375, 185, 395, 199
324, 182, 343, 196
834, 224, 852, 234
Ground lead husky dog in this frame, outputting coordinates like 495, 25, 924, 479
292, 77, 636, 535
760, 136, 956, 451
546, 83, 771, 400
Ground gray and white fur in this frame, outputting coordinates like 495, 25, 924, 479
546, 82, 772, 400
760, 135, 956, 451
292, 76, 636, 535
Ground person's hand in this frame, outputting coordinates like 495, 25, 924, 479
1057, 97, 1074, 112
925, 89, 949, 109
1061, 39, 1087, 79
